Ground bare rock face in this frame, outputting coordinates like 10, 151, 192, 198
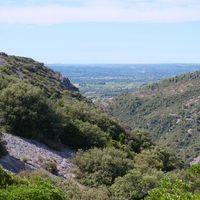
0, 58, 7, 66
59, 76, 79, 91
50, 70, 78, 91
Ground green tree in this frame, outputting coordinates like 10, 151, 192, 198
110, 168, 165, 200
61, 119, 108, 149
145, 164, 200, 200
145, 178, 200, 200
187, 164, 200, 193
0, 169, 66, 200
0, 81, 62, 143
0, 133, 7, 158
126, 129, 154, 153
0, 165, 19, 189
72, 147, 134, 186
134, 146, 184, 171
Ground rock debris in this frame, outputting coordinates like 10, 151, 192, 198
0, 133, 75, 178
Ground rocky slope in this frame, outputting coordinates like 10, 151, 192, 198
0, 57, 7, 66
0, 133, 75, 178
0, 53, 78, 95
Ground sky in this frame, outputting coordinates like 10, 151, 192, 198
0, 0, 200, 64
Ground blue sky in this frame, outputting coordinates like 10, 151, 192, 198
0, 0, 200, 64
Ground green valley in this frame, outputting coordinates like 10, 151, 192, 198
1, 53, 200, 199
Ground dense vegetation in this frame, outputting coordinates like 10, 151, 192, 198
0, 132, 7, 158
1, 154, 200, 199
0, 166, 66, 199
104, 71, 200, 163
0, 53, 124, 150
0, 53, 200, 199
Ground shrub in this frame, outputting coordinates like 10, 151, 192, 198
0, 165, 20, 189
42, 160, 58, 175
21, 154, 29, 163
0, 176, 67, 200
110, 168, 165, 199
72, 147, 134, 186
145, 178, 200, 200
0, 133, 7, 158
37, 155, 44, 163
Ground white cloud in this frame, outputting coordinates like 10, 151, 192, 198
0, 0, 200, 24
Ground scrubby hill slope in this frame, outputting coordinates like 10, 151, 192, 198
1, 53, 199, 199
104, 71, 200, 163
0, 52, 124, 152
0, 52, 78, 95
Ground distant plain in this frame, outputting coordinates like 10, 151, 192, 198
47, 64, 200, 101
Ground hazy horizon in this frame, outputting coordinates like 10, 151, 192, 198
1, 0, 200, 64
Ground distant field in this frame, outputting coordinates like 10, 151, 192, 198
47, 64, 200, 101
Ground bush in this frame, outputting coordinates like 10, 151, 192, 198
42, 160, 58, 175
125, 129, 154, 153
0, 81, 62, 143
0, 165, 20, 189
30, 169, 113, 200
72, 147, 134, 186
110, 168, 165, 199
0, 52, 8, 57
21, 154, 29, 162
0, 176, 66, 200
145, 178, 200, 200
0, 133, 7, 158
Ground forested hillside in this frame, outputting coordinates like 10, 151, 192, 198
1, 53, 200, 199
104, 70, 200, 163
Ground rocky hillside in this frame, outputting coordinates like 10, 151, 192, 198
103, 70, 200, 163
0, 52, 78, 96
0, 133, 74, 177
0, 53, 125, 154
